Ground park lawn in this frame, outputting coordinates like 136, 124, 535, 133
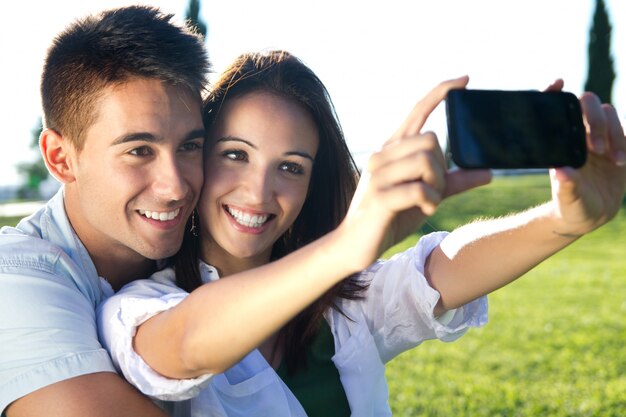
384, 174, 626, 416
0, 216, 23, 228
1, 175, 624, 415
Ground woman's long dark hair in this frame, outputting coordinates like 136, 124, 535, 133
175, 50, 367, 373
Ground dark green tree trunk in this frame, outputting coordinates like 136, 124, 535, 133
17, 119, 47, 200
584, 0, 615, 104
185, 0, 207, 38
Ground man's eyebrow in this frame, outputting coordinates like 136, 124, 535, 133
216, 136, 257, 149
112, 132, 160, 146
112, 129, 206, 146
184, 129, 207, 141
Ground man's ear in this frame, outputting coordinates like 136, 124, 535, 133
40, 128, 76, 184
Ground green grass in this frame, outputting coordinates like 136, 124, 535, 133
384, 174, 626, 416
0, 216, 23, 228
2, 175, 624, 415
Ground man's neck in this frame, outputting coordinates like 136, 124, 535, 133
62, 187, 158, 291
91, 252, 157, 291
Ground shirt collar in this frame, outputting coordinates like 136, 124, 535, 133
199, 260, 220, 283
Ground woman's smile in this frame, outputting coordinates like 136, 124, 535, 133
224, 204, 275, 232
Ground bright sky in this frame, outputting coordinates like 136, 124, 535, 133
1, 0, 624, 187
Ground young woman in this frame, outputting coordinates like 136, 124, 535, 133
97, 51, 626, 417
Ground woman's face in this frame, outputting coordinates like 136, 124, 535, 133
199, 91, 319, 268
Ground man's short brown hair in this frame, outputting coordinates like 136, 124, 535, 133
41, 5, 210, 150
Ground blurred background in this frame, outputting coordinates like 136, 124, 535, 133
0, 0, 623, 202
0, 1, 624, 414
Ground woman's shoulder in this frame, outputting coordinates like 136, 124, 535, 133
114, 266, 179, 297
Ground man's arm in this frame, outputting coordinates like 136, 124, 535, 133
0, 241, 166, 417
6, 373, 168, 417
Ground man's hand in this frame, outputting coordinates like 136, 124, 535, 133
7, 373, 168, 417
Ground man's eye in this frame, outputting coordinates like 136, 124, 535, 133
129, 146, 152, 157
180, 141, 204, 152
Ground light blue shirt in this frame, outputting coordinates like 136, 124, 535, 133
0, 188, 116, 415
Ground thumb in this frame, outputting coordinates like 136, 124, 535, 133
549, 167, 579, 205
443, 169, 492, 198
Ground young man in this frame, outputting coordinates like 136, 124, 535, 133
0, 6, 209, 416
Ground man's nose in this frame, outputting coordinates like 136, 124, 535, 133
152, 155, 189, 202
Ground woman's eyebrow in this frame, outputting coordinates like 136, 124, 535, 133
216, 136, 313, 161
216, 136, 256, 148
285, 151, 314, 162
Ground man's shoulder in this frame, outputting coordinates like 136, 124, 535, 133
0, 231, 72, 277
0, 191, 96, 285
0, 197, 63, 265
0, 219, 103, 309
1, 189, 63, 237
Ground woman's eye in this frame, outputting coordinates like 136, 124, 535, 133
222, 150, 247, 162
129, 146, 152, 157
280, 162, 305, 175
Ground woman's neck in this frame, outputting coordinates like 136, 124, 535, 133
211, 255, 267, 277
200, 241, 271, 278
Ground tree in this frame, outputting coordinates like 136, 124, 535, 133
16, 119, 48, 200
584, 0, 615, 104
185, 0, 207, 38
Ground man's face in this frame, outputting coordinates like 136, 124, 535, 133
65, 78, 204, 265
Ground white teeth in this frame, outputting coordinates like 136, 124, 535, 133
138, 208, 180, 221
226, 206, 269, 228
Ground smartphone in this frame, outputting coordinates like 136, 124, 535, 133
445, 89, 587, 169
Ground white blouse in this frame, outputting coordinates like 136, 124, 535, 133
97, 231, 488, 416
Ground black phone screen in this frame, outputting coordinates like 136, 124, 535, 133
446, 89, 587, 169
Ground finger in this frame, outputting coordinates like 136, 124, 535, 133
580, 92, 608, 155
378, 181, 442, 215
370, 150, 446, 195
389, 76, 470, 143
603, 104, 626, 166
368, 132, 442, 172
543, 79, 564, 92
442, 169, 492, 198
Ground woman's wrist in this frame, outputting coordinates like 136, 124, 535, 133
541, 201, 589, 240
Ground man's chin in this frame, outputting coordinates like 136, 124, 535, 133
137, 241, 182, 261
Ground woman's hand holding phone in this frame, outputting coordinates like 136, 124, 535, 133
339, 77, 491, 270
